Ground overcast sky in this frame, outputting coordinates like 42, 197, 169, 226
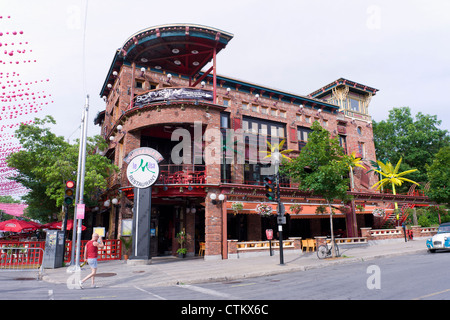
1, 0, 449, 145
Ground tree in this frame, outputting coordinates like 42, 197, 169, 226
281, 121, 353, 257
6, 116, 118, 222
426, 146, 450, 205
372, 107, 449, 189
371, 157, 419, 210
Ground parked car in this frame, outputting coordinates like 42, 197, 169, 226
427, 222, 450, 253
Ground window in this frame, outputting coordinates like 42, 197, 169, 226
305, 116, 311, 123
261, 107, 268, 115
271, 109, 277, 116
297, 126, 312, 151
242, 116, 286, 140
223, 98, 230, 107
252, 105, 258, 113
357, 126, 362, 135
220, 112, 230, 129
358, 142, 365, 158
322, 119, 328, 127
339, 135, 347, 154
296, 114, 302, 122
280, 110, 286, 118
242, 102, 249, 110
135, 80, 144, 89
350, 98, 360, 112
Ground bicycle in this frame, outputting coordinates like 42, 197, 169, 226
317, 237, 340, 259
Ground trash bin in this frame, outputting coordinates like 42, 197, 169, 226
42, 230, 65, 268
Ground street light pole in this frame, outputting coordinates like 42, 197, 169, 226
75, 95, 89, 268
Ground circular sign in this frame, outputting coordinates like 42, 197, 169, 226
126, 154, 160, 189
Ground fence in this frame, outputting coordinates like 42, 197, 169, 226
0, 241, 45, 279
64, 239, 122, 263
0, 239, 122, 272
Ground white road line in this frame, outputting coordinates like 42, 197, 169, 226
134, 286, 167, 300
48, 290, 54, 300
179, 284, 235, 299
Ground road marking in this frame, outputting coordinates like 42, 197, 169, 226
81, 295, 117, 300
230, 282, 256, 288
179, 284, 235, 299
412, 288, 450, 300
134, 286, 167, 300
48, 290, 54, 300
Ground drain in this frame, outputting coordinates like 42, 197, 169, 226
13, 277, 35, 281
95, 272, 117, 278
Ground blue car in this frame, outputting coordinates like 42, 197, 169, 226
427, 222, 450, 253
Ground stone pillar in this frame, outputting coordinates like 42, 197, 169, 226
205, 189, 223, 260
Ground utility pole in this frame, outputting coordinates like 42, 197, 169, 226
276, 166, 284, 265
74, 95, 89, 268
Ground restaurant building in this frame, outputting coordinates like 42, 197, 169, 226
94, 24, 385, 260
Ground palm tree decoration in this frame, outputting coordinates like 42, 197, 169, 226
260, 139, 293, 165
371, 157, 419, 209
348, 151, 366, 189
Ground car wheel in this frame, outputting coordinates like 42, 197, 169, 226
428, 249, 436, 253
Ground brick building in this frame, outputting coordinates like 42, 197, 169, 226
94, 24, 383, 260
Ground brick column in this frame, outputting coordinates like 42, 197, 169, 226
205, 189, 223, 260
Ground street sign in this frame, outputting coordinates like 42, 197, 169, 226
76, 203, 85, 219
266, 229, 273, 240
277, 216, 286, 225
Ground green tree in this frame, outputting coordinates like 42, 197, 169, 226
372, 107, 449, 190
426, 146, 450, 205
6, 116, 118, 222
281, 121, 353, 257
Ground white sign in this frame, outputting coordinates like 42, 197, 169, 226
126, 154, 160, 189
76, 203, 85, 219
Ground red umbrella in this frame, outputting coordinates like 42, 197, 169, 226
43, 220, 86, 231
0, 219, 40, 232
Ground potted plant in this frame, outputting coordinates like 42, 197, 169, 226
120, 236, 132, 260
290, 204, 303, 215
176, 230, 187, 258
231, 202, 244, 215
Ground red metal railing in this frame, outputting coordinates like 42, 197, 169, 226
0, 241, 45, 268
0, 239, 122, 267
157, 164, 206, 185
64, 239, 122, 263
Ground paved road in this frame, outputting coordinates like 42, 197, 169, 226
1, 251, 449, 301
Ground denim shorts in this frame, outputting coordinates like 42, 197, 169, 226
87, 258, 98, 269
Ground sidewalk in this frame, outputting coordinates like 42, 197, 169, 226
42, 238, 428, 288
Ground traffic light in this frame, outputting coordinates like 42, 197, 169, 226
64, 180, 75, 206
264, 176, 276, 201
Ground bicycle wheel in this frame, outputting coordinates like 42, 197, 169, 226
317, 245, 328, 259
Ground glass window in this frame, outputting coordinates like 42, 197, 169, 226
271, 125, 278, 137
251, 122, 258, 134
252, 105, 258, 112
220, 113, 229, 128
280, 110, 286, 118
271, 109, 277, 116
261, 107, 268, 114
223, 98, 230, 107
243, 120, 249, 132
350, 98, 360, 112
242, 102, 249, 110
260, 124, 268, 135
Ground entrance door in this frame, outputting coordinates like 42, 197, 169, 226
150, 205, 175, 256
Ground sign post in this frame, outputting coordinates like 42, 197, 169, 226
266, 229, 273, 256
125, 148, 163, 264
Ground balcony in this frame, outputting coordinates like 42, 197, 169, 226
156, 164, 206, 186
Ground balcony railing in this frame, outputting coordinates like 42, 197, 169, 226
157, 164, 206, 185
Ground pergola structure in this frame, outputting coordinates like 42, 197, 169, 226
100, 23, 234, 104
